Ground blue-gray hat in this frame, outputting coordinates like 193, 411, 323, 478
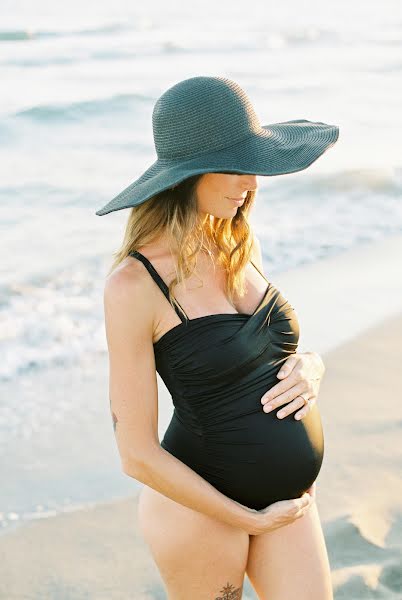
95, 75, 339, 216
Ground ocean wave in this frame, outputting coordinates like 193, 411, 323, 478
0, 261, 106, 382
14, 93, 151, 122
3, 56, 79, 67
0, 22, 137, 43
291, 167, 402, 196
0, 29, 38, 41
263, 26, 339, 49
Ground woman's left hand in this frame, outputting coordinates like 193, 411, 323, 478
260, 352, 325, 420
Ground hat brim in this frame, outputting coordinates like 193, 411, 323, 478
95, 119, 339, 216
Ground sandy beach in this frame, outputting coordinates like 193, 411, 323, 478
1, 269, 402, 598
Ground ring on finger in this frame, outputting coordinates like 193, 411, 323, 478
299, 393, 312, 407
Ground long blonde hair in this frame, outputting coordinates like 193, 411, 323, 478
107, 174, 258, 318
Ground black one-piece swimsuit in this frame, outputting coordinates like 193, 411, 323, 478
130, 250, 324, 510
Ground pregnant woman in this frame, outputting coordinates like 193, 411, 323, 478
96, 76, 339, 599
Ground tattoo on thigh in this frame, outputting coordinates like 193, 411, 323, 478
215, 581, 242, 599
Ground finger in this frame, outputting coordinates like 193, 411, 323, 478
307, 482, 317, 498
294, 409, 307, 420
261, 373, 306, 404
275, 396, 306, 419
292, 503, 310, 519
295, 501, 314, 520
295, 397, 316, 420
262, 383, 307, 412
261, 377, 298, 404
302, 492, 314, 507
276, 354, 302, 379
294, 405, 309, 420
294, 493, 310, 511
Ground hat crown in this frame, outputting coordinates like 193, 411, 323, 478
152, 76, 261, 160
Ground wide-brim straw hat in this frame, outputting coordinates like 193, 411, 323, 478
95, 75, 339, 216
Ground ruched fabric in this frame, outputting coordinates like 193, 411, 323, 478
130, 251, 324, 510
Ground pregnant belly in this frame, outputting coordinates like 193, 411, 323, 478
160, 402, 324, 511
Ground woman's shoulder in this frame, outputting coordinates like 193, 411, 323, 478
106, 252, 153, 294
103, 255, 157, 332
250, 233, 264, 272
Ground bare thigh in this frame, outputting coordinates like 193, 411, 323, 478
245, 501, 333, 600
137, 485, 250, 599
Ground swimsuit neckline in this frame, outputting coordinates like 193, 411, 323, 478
127, 249, 271, 348
153, 286, 270, 348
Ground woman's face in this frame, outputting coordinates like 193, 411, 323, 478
196, 172, 258, 219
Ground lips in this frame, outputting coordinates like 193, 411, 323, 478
228, 197, 245, 206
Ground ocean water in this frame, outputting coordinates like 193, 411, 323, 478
1, 0, 402, 532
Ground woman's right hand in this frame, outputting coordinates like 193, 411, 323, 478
240, 490, 315, 536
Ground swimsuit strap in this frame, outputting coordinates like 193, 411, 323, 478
130, 252, 267, 322
129, 250, 189, 322
250, 259, 270, 284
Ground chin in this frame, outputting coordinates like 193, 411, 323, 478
209, 212, 234, 219
206, 206, 240, 219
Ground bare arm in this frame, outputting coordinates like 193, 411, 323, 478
104, 262, 259, 533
